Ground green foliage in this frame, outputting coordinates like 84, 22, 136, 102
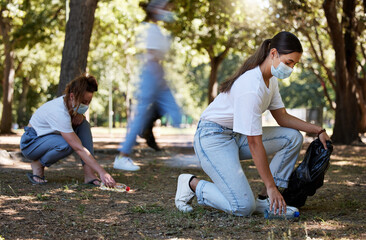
0, 0, 65, 127
168, 0, 264, 56
77, 204, 86, 214
36, 193, 50, 201
166, 0, 280, 104
88, 0, 143, 125
217, 54, 243, 85
279, 68, 325, 109
12, 0, 65, 49
130, 203, 164, 214
178, 53, 244, 115
0, 0, 343, 127
265, 0, 339, 111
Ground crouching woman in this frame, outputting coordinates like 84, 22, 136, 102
20, 74, 116, 187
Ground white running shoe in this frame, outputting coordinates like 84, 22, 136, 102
254, 197, 299, 215
113, 156, 140, 171
175, 174, 196, 213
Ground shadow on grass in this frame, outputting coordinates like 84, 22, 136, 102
0, 144, 365, 239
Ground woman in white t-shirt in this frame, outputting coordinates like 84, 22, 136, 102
20, 74, 116, 187
175, 32, 331, 217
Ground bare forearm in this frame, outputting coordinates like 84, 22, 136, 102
248, 135, 286, 212
61, 132, 115, 187
282, 114, 322, 133
75, 148, 106, 175
248, 137, 276, 190
272, 109, 323, 134
61, 132, 106, 175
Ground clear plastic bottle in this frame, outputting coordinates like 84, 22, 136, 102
100, 182, 130, 192
264, 208, 300, 219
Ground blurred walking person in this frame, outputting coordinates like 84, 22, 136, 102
113, 0, 181, 171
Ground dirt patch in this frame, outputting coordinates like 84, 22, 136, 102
0, 143, 366, 239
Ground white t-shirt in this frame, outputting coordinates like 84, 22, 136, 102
201, 66, 285, 136
135, 22, 171, 60
29, 96, 74, 136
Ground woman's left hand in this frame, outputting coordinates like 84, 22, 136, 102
319, 131, 331, 150
72, 114, 85, 126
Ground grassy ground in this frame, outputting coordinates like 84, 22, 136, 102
0, 141, 365, 239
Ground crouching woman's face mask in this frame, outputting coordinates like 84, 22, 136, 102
74, 103, 89, 114
271, 54, 293, 79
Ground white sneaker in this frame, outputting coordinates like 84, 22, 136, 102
175, 174, 196, 213
113, 156, 140, 171
254, 197, 299, 215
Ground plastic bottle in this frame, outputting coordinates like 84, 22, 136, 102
264, 208, 300, 219
100, 182, 130, 192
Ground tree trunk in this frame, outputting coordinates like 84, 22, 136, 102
359, 76, 366, 133
57, 0, 98, 96
342, 0, 366, 137
17, 77, 30, 128
207, 45, 231, 104
0, 19, 15, 134
323, 0, 359, 144
208, 58, 220, 104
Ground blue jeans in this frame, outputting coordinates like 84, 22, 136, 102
194, 120, 303, 216
119, 61, 181, 154
20, 120, 94, 167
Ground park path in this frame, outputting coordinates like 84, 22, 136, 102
0, 127, 329, 171
0, 127, 200, 170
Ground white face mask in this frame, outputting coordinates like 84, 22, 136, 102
72, 98, 89, 115
271, 54, 293, 79
74, 103, 89, 114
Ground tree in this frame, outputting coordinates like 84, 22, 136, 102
323, 0, 365, 144
0, 10, 15, 133
88, 0, 142, 125
269, 0, 366, 144
0, 0, 64, 133
57, 0, 98, 96
169, 0, 269, 104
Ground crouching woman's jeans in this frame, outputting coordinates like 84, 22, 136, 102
193, 120, 303, 216
20, 119, 94, 167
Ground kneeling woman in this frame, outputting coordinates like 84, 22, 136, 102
175, 31, 330, 216
21, 74, 116, 187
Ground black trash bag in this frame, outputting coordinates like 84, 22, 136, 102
282, 138, 333, 208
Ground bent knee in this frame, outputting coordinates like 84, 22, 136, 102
231, 198, 256, 217
286, 128, 303, 145
55, 142, 73, 155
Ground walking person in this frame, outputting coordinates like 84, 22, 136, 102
175, 31, 331, 216
138, 103, 162, 151
20, 74, 116, 187
113, 0, 181, 171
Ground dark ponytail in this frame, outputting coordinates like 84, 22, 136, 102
219, 31, 303, 93
219, 39, 271, 93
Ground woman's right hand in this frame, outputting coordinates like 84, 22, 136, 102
267, 186, 287, 215
100, 172, 116, 188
